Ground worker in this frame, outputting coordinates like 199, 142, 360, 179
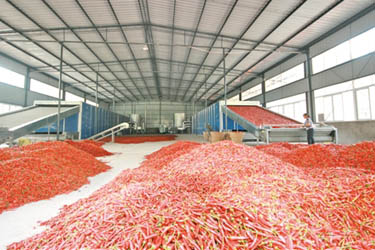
206, 123, 212, 136
303, 113, 315, 144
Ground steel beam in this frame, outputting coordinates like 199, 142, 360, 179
217, 1, 371, 102
80, 76, 211, 87
167, 0, 177, 99
0, 50, 109, 103
4, 0, 128, 102
202, 0, 306, 102
0, 23, 300, 50
210, 0, 345, 103
138, 0, 162, 98
188, 0, 272, 102
107, 0, 152, 98
180, 0, 239, 101
74, 0, 146, 100
48, 0, 138, 101
31, 57, 244, 74
2, 38, 302, 53
0, 34, 112, 102
173, 0, 207, 101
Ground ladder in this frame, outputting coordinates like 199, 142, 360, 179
88, 122, 129, 142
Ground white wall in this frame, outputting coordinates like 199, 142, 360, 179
114, 101, 204, 128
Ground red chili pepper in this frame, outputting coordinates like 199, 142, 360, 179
101, 135, 177, 144
6, 140, 375, 250
0, 141, 110, 214
64, 139, 113, 157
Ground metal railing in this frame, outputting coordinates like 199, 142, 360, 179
88, 122, 129, 142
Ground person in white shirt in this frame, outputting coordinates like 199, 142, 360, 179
303, 113, 315, 144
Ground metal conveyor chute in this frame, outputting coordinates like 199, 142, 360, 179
221, 105, 259, 136
221, 104, 337, 143
0, 104, 80, 144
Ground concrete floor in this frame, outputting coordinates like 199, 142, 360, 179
0, 134, 204, 250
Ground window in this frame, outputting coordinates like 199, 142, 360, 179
86, 100, 98, 107
267, 93, 306, 122
312, 28, 375, 74
65, 92, 84, 102
333, 94, 344, 121
30, 79, 60, 98
350, 28, 375, 58
314, 74, 375, 121
265, 64, 304, 92
0, 66, 24, 88
242, 84, 261, 100
342, 91, 356, 121
0, 102, 22, 115
356, 88, 371, 120
323, 96, 333, 121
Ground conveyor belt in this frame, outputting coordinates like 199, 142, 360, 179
227, 105, 300, 126
0, 106, 75, 129
221, 104, 337, 143
0, 104, 80, 143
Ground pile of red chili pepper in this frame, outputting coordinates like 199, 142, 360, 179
101, 135, 177, 144
257, 141, 375, 171
64, 139, 113, 157
0, 141, 110, 214
228, 105, 300, 126
7, 141, 375, 249
140, 141, 201, 170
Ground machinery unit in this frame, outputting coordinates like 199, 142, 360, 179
0, 101, 129, 144
174, 113, 185, 128
129, 114, 144, 133
173, 113, 190, 133
192, 101, 338, 144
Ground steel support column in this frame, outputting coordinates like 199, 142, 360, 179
95, 73, 99, 134
62, 82, 66, 100
305, 51, 315, 122
205, 75, 208, 127
223, 48, 228, 131
112, 89, 116, 113
167, 0, 176, 99
56, 44, 63, 141
239, 87, 242, 101
261, 74, 266, 107
23, 67, 30, 107
159, 100, 162, 126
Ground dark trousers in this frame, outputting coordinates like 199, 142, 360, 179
307, 128, 315, 144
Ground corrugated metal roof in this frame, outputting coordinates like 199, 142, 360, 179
174, 0, 204, 31
148, 0, 174, 27
286, 0, 375, 48
46, 0, 93, 27
198, 0, 234, 33
0, 0, 373, 102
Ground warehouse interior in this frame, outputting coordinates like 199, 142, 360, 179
0, 0, 374, 249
